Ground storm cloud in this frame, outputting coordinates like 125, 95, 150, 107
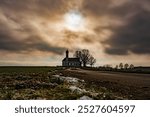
0, 0, 67, 16
0, 32, 66, 54
0, 0, 67, 55
0, 0, 150, 65
103, 10, 150, 55
82, 0, 150, 55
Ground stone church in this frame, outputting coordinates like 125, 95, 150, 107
62, 50, 81, 67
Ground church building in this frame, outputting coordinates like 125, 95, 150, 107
62, 50, 81, 67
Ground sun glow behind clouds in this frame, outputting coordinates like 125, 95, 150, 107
64, 10, 85, 31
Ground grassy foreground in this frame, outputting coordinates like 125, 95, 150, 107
0, 67, 125, 100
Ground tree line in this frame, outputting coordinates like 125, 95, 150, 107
73, 49, 135, 70
115, 63, 134, 70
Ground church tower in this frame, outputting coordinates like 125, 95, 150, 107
66, 50, 69, 58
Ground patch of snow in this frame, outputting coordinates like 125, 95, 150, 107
90, 93, 99, 98
53, 75, 60, 78
79, 96, 93, 100
65, 77, 78, 84
69, 86, 87, 94
80, 80, 85, 83
53, 75, 84, 84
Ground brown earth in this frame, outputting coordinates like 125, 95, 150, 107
61, 69, 150, 100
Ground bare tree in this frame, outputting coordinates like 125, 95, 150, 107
119, 63, 123, 69
129, 64, 134, 69
73, 50, 81, 58
124, 63, 129, 69
74, 49, 96, 67
115, 65, 119, 69
89, 56, 96, 67
80, 49, 90, 67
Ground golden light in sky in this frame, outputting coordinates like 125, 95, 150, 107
64, 10, 85, 31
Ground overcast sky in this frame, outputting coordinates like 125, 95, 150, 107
0, 0, 150, 66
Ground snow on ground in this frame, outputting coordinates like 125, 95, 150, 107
53, 75, 84, 84
69, 86, 88, 94
53, 75, 93, 99
79, 96, 93, 100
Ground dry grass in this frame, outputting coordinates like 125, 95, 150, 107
0, 67, 126, 100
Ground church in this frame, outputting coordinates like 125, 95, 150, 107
62, 50, 81, 67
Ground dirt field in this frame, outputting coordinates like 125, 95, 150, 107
0, 67, 149, 100
1, 67, 125, 100
61, 69, 150, 99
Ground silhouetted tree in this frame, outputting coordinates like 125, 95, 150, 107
74, 49, 96, 67
124, 63, 129, 69
103, 64, 112, 70
115, 65, 119, 69
129, 64, 134, 69
89, 56, 96, 67
104, 64, 112, 68
119, 63, 123, 69
74, 50, 81, 58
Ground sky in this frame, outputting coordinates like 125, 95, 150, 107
0, 0, 150, 66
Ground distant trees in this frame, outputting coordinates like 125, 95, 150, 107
129, 64, 134, 69
115, 65, 119, 69
74, 49, 96, 67
104, 64, 112, 68
97, 63, 135, 72
103, 64, 113, 70
116, 63, 134, 70
119, 63, 123, 69
124, 63, 129, 69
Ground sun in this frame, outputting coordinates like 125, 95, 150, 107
64, 10, 85, 31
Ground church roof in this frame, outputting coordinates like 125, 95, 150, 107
62, 58, 80, 62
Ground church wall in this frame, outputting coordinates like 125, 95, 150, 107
62, 60, 81, 67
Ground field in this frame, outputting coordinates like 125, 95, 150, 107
0, 67, 150, 100
62, 69, 150, 99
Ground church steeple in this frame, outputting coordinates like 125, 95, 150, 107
66, 50, 69, 58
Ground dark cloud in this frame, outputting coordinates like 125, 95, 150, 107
82, 0, 136, 18
0, 10, 65, 54
0, 33, 66, 55
82, 0, 111, 16
0, 0, 67, 55
82, 0, 150, 55
0, 0, 150, 67
0, 39, 65, 57
103, 10, 150, 55
0, 0, 67, 17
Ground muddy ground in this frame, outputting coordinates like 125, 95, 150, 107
0, 67, 149, 100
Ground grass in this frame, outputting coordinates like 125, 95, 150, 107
0, 66, 86, 100
0, 66, 126, 100
0, 66, 59, 74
